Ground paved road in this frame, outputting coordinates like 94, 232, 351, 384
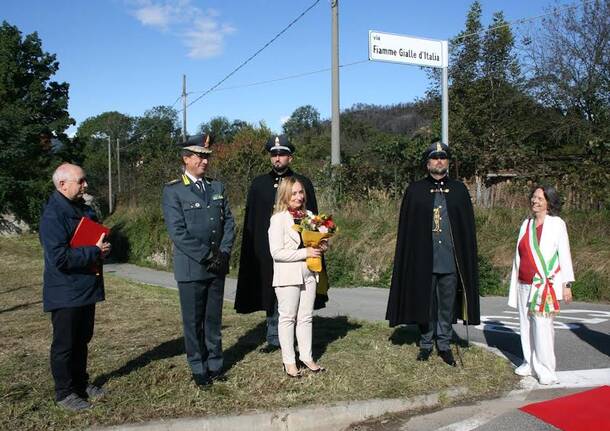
105, 263, 610, 431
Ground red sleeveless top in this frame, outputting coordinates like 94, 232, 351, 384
518, 223, 543, 284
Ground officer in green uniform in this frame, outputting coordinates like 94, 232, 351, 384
162, 133, 235, 387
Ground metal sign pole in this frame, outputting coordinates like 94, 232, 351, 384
442, 65, 449, 145
441, 40, 449, 145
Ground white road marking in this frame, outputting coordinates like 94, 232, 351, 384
433, 412, 497, 431
475, 309, 610, 333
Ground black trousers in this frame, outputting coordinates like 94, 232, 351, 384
418, 272, 457, 352
177, 277, 224, 377
50, 304, 95, 401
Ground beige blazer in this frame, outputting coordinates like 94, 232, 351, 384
268, 210, 310, 287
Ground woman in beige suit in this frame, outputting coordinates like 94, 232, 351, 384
268, 177, 326, 377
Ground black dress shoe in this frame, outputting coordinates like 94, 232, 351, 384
416, 348, 433, 361
192, 373, 213, 387
438, 349, 457, 367
259, 343, 280, 353
209, 370, 227, 382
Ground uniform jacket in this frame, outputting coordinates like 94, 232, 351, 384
162, 174, 236, 282
268, 210, 313, 287
508, 215, 575, 308
39, 190, 104, 312
386, 175, 481, 326
234, 169, 319, 313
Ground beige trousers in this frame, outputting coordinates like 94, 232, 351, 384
274, 264, 317, 364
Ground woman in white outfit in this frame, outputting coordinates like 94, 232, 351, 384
268, 177, 326, 377
508, 185, 575, 385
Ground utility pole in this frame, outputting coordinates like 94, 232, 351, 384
331, 0, 341, 166
182, 74, 187, 143
441, 41, 449, 145
116, 138, 121, 193
107, 136, 113, 214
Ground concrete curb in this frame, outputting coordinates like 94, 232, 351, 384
92, 387, 468, 431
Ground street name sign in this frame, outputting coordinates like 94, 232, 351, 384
368, 30, 448, 68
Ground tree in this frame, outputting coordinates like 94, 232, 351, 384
199, 116, 232, 144
440, 5, 535, 177
198, 116, 250, 144
0, 21, 74, 226
527, 0, 609, 131
282, 105, 321, 139
76, 111, 134, 201
210, 122, 271, 203
77, 111, 133, 142
125, 106, 182, 206
450, 1, 483, 95
525, 0, 610, 207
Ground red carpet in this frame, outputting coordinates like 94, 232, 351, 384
520, 385, 610, 431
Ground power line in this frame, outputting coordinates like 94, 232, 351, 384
452, 0, 593, 42
120, 1, 592, 151
119, 60, 368, 151
188, 60, 368, 94
170, 94, 182, 108
186, 0, 322, 108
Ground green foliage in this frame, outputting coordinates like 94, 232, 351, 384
76, 111, 134, 202
104, 200, 609, 304
105, 205, 173, 268
282, 104, 321, 139
478, 254, 503, 296
0, 21, 74, 226
198, 116, 248, 144
74, 106, 183, 212
124, 106, 182, 207
208, 122, 272, 204
572, 271, 606, 302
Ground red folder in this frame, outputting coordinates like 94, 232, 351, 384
70, 217, 110, 248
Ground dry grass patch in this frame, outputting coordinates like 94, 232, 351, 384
1, 235, 518, 430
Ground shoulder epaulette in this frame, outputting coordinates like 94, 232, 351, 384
165, 179, 180, 185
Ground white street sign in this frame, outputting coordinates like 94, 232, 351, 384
369, 30, 448, 68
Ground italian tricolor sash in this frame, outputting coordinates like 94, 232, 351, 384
525, 219, 561, 315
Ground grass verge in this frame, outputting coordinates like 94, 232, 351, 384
0, 235, 518, 430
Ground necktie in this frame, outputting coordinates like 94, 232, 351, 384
195, 179, 205, 198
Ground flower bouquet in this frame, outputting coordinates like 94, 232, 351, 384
297, 213, 337, 272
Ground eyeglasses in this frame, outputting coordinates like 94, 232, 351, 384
65, 177, 87, 185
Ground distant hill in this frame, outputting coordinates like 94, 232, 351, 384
321, 101, 434, 137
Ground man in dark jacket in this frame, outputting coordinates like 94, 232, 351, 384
234, 135, 321, 353
39, 163, 111, 411
386, 142, 480, 367
162, 134, 235, 387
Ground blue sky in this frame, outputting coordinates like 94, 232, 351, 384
3, 0, 566, 135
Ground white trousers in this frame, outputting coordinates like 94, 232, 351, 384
517, 283, 558, 384
274, 264, 317, 364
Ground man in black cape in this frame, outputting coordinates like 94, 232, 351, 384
386, 142, 480, 366
234, 135, 327, 352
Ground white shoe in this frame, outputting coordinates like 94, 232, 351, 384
514, 363, 532, 377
